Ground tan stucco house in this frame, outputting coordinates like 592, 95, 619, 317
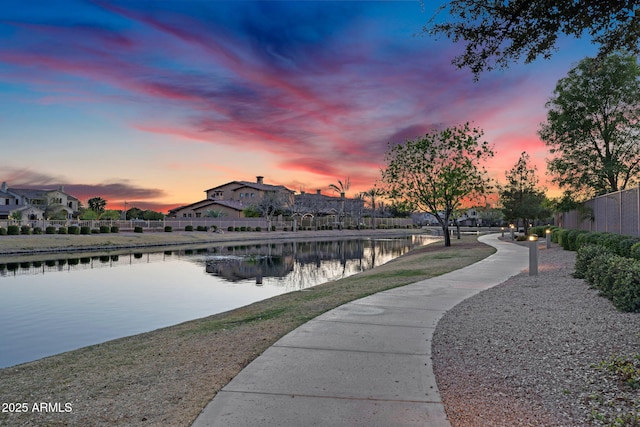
0, 182, 80, 220
169, 176, 295, 218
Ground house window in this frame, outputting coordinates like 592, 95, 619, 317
4, 199, 8, 205
240, 193, 244, 198
251, 193, 255, 198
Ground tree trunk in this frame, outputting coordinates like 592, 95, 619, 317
443, 225, 451, 247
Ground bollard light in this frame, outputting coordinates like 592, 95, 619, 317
545, 228, 551, 249
509, 223, 515, 241
529, 234, 538, 276
501, 226, 504, 237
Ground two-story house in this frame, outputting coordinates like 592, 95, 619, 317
293, 190, 365, 218
0, 182, 80, 220
170, 176, 295, 218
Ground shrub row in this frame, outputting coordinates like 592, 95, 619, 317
226, 226, 265, 232
0, 225, 120, 236
182, 225, 220, 232
541, 227, 640, 312
549, 228, 640, 258
575, 244, 640, 312
2, 222, 416, 236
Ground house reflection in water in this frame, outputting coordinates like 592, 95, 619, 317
202, 238, 407, 285
0, 235, 436, 290
205, 255, 294, 283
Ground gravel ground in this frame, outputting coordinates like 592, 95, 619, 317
433, 242, 640, 426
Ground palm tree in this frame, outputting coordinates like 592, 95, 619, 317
87, 197, 107, 214
328, 177, 351, 229
204, 209, 226, 218
328, 177, 351, 197
360, 187, 383, 228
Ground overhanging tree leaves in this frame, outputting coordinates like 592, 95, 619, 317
424, 1, 640, 79
381, 123, 494, 246
499, 152, 549, 234
539, 52, 640, 199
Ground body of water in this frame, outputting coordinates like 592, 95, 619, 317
0, 234, 436, 368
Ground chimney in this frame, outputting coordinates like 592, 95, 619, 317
1, 182, 7, 192
256, 176, 264, 184
316, 189, 321, 195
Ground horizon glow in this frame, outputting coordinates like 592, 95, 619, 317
0, 1, 596, 212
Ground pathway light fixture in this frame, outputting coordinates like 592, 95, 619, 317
545, 228, 551, 249
528, 234, 538, 276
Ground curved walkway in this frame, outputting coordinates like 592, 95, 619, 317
192, 233, 529, 427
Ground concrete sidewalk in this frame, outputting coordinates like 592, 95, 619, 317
192, 233, 529, 427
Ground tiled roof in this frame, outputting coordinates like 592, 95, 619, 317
171, 199, 245, 213
8, 188, 47, 198
233, 181, 292, 192
209, 200, 244, 211
5, 187, 79, 200
205, 180, 293, 193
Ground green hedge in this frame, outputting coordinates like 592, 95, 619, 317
575, 244, 640, 312
618, 238, 640, 258
574, 244, 610, 279
631, 242, 640, 260
612, 262, 640, 312
68, 226, 80, 235
185, 225, 194, 231
555, 228, 640, 312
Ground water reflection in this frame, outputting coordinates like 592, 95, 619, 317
0, 235, 432, 288
0, 235, 436, 368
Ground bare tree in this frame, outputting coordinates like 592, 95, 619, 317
252, 191, 288, 231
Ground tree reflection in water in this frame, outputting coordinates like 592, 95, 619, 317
0, 235, 437, 292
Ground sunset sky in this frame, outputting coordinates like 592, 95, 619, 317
1, 0, 596, 212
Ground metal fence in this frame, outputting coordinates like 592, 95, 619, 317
0, 216, 414, 232
557, 186, 640, 237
